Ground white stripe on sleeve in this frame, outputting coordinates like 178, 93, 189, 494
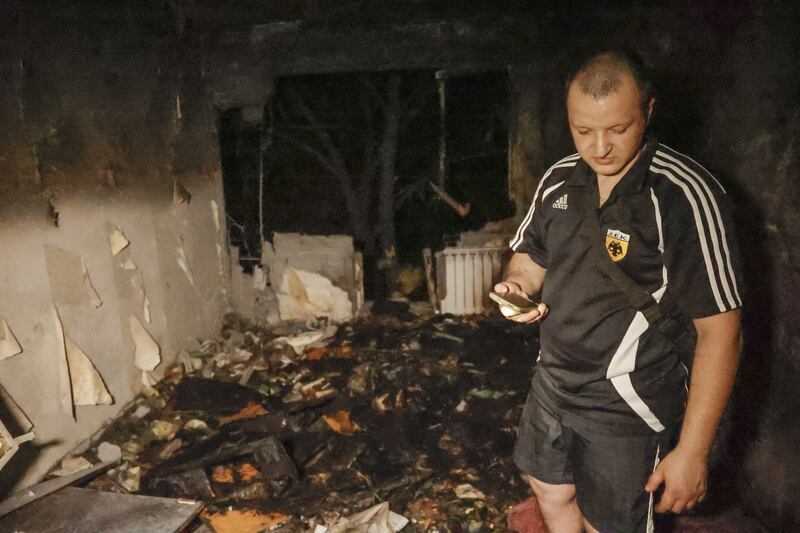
658, 143, 727, 193
650, 187, 668, 288
650, 164, 728, 311
655, 150, 741, 305
510, 154, 579, 251
653, 154, 740, 309
542, 180, 566, 201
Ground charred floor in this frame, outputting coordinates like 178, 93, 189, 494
0, 306, 769, 532
34, 307, 538, 531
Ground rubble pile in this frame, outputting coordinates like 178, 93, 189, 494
73, 305, 541, 532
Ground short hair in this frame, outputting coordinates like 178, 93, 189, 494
565, 50, 654, 115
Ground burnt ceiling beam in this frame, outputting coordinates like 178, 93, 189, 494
206, 18, 535, 109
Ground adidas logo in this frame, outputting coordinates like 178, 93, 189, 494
552, 193, 568, 210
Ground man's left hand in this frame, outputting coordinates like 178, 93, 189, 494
645, 447, 707, 513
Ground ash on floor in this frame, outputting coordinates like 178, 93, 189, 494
74, 306, 539, 532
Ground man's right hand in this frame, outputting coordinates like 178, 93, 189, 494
493, 280, 549, 324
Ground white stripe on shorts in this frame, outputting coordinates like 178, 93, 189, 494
647, 445, 661, 533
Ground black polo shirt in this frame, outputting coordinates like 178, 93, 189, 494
509, 138, 743, 435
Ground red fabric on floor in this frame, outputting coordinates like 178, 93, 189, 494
507, 496, 549, 533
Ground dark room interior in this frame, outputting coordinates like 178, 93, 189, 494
0, 1, 797, 531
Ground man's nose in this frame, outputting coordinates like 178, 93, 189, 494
594, 132, 611, 156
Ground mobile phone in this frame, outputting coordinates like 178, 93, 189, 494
489, 291, 538, 313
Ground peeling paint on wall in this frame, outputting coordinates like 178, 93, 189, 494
211, 200, 228, 295
0, 319, 23, 360
82, 261, 103, 309
52, 307, 75, 418
0, 382, 33, 435
0, 1, 230, 489
172, 180, 191, 206
0, 380, 35, 473
44, 246, 103, 308
210, 200, 220, 233
130, 315, 160, 372
176, 238, 196, 286
109, 225, 130, 256
142, 296, 152, 324
64, 336, 113, 406
216, 243, 226, 287
126, 260, 152, 324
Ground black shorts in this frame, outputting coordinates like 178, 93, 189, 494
513, 389, 675, 533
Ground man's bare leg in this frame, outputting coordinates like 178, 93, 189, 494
525, 475, 599, 533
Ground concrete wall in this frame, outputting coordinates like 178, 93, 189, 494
696, 10, 800, 529
508, 65, 557, 214
0, 2, 229, 491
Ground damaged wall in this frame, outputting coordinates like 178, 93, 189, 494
699, 8, 800, 529
0, 2, 229, 490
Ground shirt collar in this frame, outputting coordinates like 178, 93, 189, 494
567, 135, 658, 195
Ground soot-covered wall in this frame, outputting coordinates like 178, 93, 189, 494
0, 2, 228, 490
702, 9, 800, 529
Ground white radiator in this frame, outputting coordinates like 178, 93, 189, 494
436, 247, 506, 315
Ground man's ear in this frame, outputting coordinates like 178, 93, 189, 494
646, 98, 656, 125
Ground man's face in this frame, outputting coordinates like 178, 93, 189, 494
566, 73, 653, 180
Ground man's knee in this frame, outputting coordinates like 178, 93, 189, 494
524, 474, 577, 508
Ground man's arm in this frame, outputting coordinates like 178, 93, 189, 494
645, 308, 742, 512
494, 252, 549, 324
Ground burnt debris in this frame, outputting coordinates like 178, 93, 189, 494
57, 309, 539, 531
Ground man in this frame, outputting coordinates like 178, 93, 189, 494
495, 51, 742, 532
